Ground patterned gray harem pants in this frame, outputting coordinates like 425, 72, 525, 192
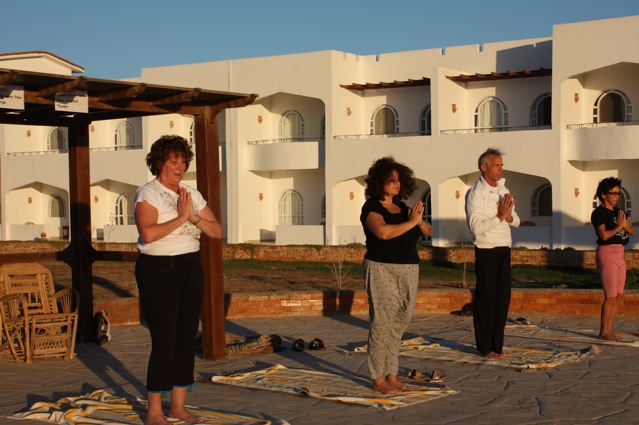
364, 259, 418, 380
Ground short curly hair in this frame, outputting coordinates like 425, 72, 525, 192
146, 135, 194, 176
364, 156, 416, 200
595, 177, 622, 203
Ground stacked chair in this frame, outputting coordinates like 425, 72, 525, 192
0, 263, 79, 363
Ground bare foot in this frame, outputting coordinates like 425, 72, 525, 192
599, 334, 620, 341
496, 352, 508, 358
483, 352, 499, 359
145, 413, 172, 425
373, 379, 400, 395
168, 409, 199, 424
386, 375, 409, 391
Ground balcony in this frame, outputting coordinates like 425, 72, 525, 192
333, 132, 425, 141
440, 125, 550, 134
565, 121, 639, 161
246, 138, 323, 171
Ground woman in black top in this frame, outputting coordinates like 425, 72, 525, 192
360, 157, 432, 395
591, 177, 635, 340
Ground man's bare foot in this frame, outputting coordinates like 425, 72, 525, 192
599, 334, 620, 341
496, 352, 508, 358
145, 413, 172, 425
373, 379, 400, 395
483, 352, 499, 359
386, 375, 409, 391
168, 409, 199, 424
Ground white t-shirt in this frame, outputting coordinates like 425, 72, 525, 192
134, 179, 207, 256
465, 176, 520, 249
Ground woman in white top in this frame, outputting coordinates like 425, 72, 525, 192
134, 135, 221, 425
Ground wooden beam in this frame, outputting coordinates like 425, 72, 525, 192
153, 88, 201, 106
0, 70, 18, 85
62, 120, 96, 342
95, 84, 147, 102
195, 106, 226, 361
210, 93, 257, 112
34, 77, 87, 97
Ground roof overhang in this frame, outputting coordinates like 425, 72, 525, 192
340, 77, 430, 90
446, 67, 551, 83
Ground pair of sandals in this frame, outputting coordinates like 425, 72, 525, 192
292, 338, 325, 352
406, 368, 446, 383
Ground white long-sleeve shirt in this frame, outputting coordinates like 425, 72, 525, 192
465, 176, 520, 248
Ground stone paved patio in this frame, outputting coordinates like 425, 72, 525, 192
1, 313, 638, 424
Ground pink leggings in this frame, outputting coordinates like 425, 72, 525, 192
596, 244, 626, 298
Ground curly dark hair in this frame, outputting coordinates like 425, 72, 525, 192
146, 135, 194, 176
364, 156, 416, 200
595, 177, 622, 203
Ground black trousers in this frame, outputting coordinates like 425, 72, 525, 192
135, 252, 203, 392
473, 246, 511, 355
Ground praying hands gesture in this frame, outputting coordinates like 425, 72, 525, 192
497, 193, 515, 223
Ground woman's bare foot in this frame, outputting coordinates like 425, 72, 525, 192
483, 352, 499, 359
386, 375, 409, 391
599, 333, 620, 341
496, 352, 508, 358
373, 378, 400, 395
145, 413, 172, 425
168, 409, 199, 424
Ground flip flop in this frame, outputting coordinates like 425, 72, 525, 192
309, 338, 325, 350
292, 338, 305, 352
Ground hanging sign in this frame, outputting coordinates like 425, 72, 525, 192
55, 90, 88, 113
0, 85, 25, 110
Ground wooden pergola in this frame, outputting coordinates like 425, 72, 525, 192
0, 67, 257, 360
340, 77, 430, 91
446, 67, 552, 83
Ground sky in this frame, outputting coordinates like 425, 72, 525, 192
2, 0, 639, 79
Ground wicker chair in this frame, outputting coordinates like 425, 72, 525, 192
0, 294, 31, 363
0, 263, 79, 363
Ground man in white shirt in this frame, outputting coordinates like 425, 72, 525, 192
465, 148, 520, 358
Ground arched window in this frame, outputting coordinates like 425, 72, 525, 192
189, 121, 195, 147
421, 190, 432, 223
532, 183, 552, 216
47, 128, 66, 151
474, 97, 508, 131
420, 105, 431, 135
48, 194, 65, 218
592, 186, 632, 216
370, 105, 399, 135
114, 193, 134, 225
278, 190, 304, 225
278, 110, 304, 141
531, 93, 552, 127
594, 90, 632, 123
114, 121, 135, 148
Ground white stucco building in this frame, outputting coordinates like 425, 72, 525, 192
1, 15, 638, 249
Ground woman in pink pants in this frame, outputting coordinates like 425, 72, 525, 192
591, 177, 635, 340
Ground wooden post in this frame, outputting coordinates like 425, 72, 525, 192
194, 107, 226, 360
63, 120, 96, 342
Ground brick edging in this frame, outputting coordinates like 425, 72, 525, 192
97, 288, 639, 325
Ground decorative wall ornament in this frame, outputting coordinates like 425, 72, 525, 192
26, 129, 31, 137
94, 196, 99, 203
451, 104, 457, 113
349, 191, 354, 200
258, 192, 264, 201
455, 190, 461, 200
257, 115, 263, 124
90, 125, 95, 132
574, 93, 579, 103
169, 120, 174, 128
27, 197, 32, 204
574, 187, 580, 198
346, 107, 352, 116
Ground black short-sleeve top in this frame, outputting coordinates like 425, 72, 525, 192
591, 205, 630, 246
360, 198, 421, 264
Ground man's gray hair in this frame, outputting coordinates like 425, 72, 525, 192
477, 147, 504, 170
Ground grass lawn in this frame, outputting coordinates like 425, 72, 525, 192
224, 259, 639, 290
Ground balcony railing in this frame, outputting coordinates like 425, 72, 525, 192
440, 125, 550, 134
566, 120, 639, 129
247, 137, 322, 145
4, 144, 143, 156
333, 132, 425, 140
